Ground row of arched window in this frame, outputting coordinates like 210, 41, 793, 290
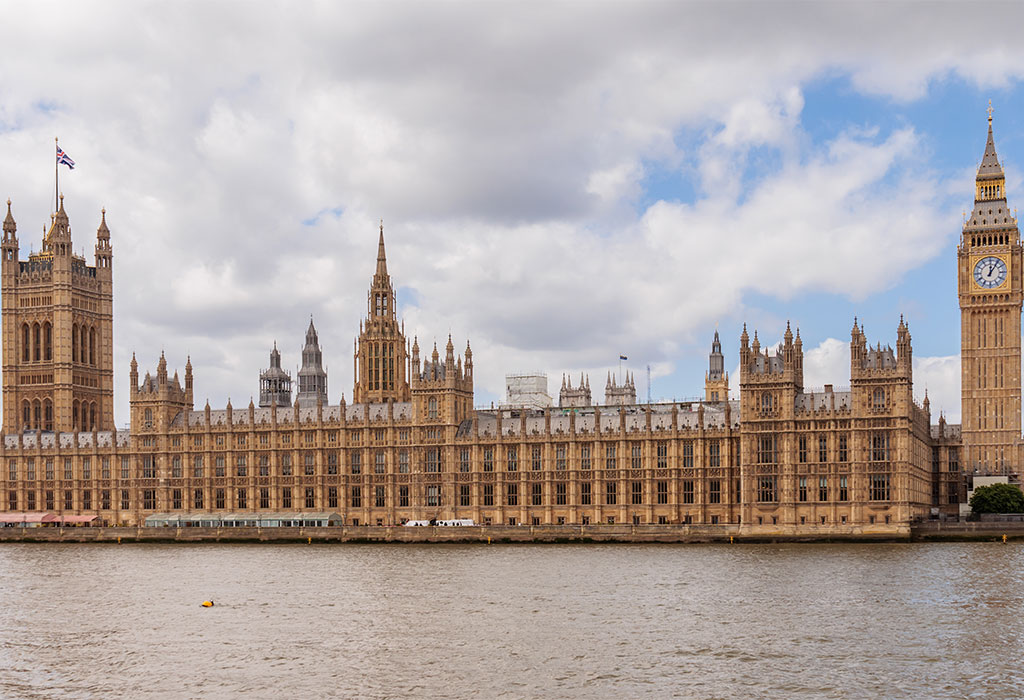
21, 398, 53, 431
970, 233, 1009, 247
21, 322, 52, 362
72, 323, 98, 366
980, 183, 1002, 199
72, 400, 98, 432
20, 322, 98, 365
20, 398, 99, 432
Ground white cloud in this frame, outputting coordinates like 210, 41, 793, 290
915, 354, 962, 423
802, 338, 852, 391
0, 2, 1017, 422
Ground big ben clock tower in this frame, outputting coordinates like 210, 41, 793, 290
959, 107, 1023, 475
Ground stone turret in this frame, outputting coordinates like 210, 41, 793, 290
259, 342, 292, 408
2, 199, 18, 266
130, 353, 191, 433
705, 329, 729, 402
412, 335, 474, 425
296, 318, 328, 408
559, 373, 592, 408
605, 372, 636, 406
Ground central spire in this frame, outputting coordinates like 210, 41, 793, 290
353, 218, 411, 404
376, 219, 388, 279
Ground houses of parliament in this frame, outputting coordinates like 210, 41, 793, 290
0, 116, 1018, 532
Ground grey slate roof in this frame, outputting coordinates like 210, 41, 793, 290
795, 391, 852, 413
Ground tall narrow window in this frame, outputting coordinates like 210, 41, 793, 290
708, 480, 721, 504
22, 324, 29, 362
603, 481, 616, 505
44, 322, 52, 361
32, 323, 40, 361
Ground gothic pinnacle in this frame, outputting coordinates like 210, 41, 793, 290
376, 220, 388, 277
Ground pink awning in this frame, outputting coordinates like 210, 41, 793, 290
0, 512, 55, 523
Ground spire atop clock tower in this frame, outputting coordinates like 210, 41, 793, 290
964, 107, 1017, 238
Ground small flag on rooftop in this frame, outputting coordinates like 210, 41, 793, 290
619, 355, 628, 361
56, 144, 75, 170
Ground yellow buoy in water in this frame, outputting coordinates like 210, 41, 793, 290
201, 600, 214, 608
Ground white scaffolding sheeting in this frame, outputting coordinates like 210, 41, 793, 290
503, 372, 552, 409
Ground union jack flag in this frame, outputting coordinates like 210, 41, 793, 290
56, 145, 75, 170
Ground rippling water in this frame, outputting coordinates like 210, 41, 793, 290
1, 542, 1023, 698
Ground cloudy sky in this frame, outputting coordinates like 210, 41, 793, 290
3, 1, 1023, 426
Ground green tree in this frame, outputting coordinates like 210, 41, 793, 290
969, 483, 1024, 514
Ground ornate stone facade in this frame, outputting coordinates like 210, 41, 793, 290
1, 197, 113, 434
5, 117, 1018, 531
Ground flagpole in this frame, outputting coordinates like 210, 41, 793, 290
54, 137, 59, 214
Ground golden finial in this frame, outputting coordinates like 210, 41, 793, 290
379, 218, 384, 233
988, 99, 994, 124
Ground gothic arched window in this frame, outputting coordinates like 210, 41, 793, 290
44, 322, 52, 361
22, 324, 29, 362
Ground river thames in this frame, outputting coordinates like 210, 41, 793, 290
1, 542, 1022, 698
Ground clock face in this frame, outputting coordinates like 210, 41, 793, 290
974, 256, 1008, 289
